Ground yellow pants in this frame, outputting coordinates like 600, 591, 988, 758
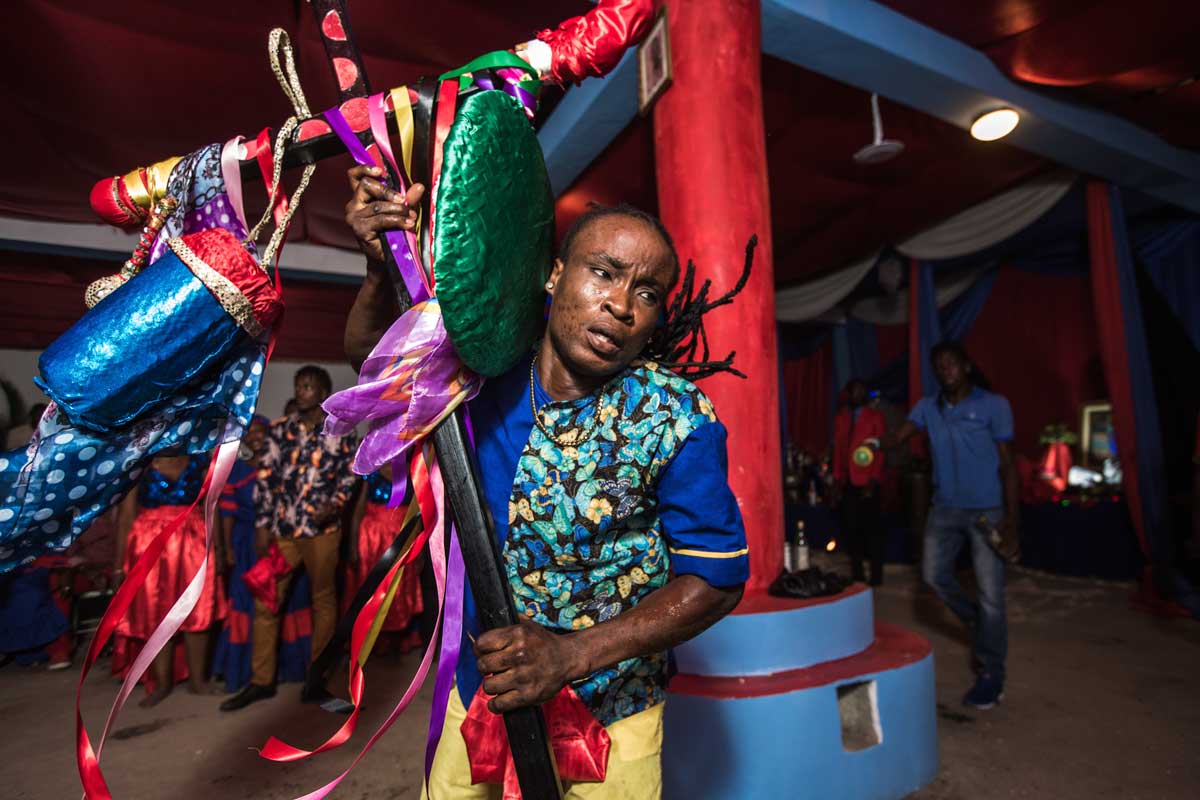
422, 686, 664, 800
250, 532, 341, 686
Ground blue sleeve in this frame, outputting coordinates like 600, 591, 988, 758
990, 395, 1014, 442
908, 397, 929, 430
656, 421, 749, 588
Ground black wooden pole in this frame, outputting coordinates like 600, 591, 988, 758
303, 2, 563, 796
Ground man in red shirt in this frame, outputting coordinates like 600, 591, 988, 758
833, 379, 887, 585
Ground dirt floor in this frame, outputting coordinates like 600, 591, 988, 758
2, 561, 1198, 799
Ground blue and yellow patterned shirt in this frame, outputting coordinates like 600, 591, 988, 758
459, 354, 749, 726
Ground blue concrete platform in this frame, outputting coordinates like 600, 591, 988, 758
672, 583, 876, 677
663, 587, 938, 800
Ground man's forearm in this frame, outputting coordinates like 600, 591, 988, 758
345, 259, 402, 371
564, 574, 743, 681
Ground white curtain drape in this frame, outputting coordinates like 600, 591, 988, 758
850, 265, 993, 326
774, 171, 1075, 323
895, 170, 1075, 259
774, 250, 879, 323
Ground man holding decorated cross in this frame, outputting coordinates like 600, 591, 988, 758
343, 165, 751, 798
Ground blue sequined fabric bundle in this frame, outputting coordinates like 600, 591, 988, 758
0, 144, 274, 572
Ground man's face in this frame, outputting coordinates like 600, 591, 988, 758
293, 374, 329, 412
933, 351, 967, 392
244, 420, 268, 453
848, 381, 867, 407
545, 216, 675, 378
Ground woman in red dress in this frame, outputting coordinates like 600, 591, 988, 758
342, 465, 423, 652
112, 453, 226, 706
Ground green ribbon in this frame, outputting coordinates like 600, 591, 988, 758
439, 50, 539, 93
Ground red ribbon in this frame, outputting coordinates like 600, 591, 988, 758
257, 444, 440, 764
76, 461, 220, 798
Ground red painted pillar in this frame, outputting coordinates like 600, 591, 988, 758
653, 0, 781, 593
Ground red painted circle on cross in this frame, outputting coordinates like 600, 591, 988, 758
322, 10, 348, 41
333, 57, 359, 92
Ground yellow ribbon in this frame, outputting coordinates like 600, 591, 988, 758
389, 86, 415, 180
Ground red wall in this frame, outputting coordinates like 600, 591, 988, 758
780, 267, 1107, 461
964, 268, 1107, 456
783, 341, 832, 456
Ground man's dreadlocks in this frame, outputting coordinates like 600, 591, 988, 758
557, 203, 756, 382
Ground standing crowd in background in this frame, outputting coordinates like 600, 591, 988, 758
0, 365, 428, 711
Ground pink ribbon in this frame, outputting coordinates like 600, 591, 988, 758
219, 137, 249, 233
78, 435, 239, 798
324, 104, 429, 303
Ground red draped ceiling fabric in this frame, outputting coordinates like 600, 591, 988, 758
0, 1, 591, 246
0, 1, 1044, 292
777, 263, 1104, 462
778, 267, 1107, 460
1085, 181, 1150, 557
0, 250, 355, 361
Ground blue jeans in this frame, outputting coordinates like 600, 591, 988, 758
922, 505, 1007, 681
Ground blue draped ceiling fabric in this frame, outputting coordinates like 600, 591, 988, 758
1135, 221, 1200, 352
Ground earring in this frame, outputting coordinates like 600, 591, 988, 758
545, 282, 554, 291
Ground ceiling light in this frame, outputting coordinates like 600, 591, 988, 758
970, 108, 1020, 141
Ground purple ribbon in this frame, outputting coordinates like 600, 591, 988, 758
496, 67, 538, 116
425, 523, 465, 779
323, 299, 481, 476
473, 69, 537, 119
322, 107, 429, 304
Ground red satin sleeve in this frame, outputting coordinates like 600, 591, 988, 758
536, 0, 655, 85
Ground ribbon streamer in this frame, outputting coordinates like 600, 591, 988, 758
259, 445, 456, 800
76, 441, 236, 799
323, 106, 429, 303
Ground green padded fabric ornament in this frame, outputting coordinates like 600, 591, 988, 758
434, 90, 554, 377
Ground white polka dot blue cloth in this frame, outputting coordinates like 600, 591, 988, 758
0, 142, 269, 573
0, 342, 265, 573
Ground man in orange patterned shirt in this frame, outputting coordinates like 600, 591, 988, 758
222, 365, 357, 711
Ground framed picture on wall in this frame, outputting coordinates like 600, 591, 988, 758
1080, 402, 1114, 468
638, 6, 672, 115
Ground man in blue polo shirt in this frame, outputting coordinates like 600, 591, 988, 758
891, 341, 1018, 710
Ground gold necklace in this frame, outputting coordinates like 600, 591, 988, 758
529, 357, 599, 447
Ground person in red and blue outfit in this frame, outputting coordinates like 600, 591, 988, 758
342, 466, 424, 653
833, 378, 887, 586
212, 415, 313, 693
344, 167, 749, 798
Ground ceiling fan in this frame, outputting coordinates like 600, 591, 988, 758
853, 93, 905, 165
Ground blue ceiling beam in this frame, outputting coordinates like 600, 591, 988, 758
761, 0, 1200, 213
536, 0, 1200, 214
538, 49, 640, 197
